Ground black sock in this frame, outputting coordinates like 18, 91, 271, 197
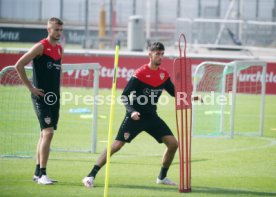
39, 168, 47, 177
34, 164, 40, 176
88, 165, 101, 178
158, 167, 168, 180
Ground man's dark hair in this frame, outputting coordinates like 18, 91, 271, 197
148, 42, 165, 51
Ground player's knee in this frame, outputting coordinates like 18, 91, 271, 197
111, 141, 125, 153
42, 128, 54, 139
113, 145, 122, 152
168, 140, 178, 152
171, 141, 178, 152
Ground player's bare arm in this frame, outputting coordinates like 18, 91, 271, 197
15, 43, 45, 97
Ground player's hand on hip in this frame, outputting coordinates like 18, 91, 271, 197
131, 111, 140, 120
30, 87, 45, 97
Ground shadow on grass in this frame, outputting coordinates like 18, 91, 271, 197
109, 183, 177, 191
172, 158, 209, 165
56, 181, 276, 196
57, 181, 176, 192
103, 184, 276, 196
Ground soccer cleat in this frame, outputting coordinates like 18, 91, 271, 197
156, 177, 177, 186
33, 175, 58, 183
82, 176, 94, 188
32, 175, 39, 182
37, 175, 54, 185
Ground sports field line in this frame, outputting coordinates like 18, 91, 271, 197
193, 137, 276, 155
192, 186, 276, 196
93, 137, 276, 157
112, 137, 276, 157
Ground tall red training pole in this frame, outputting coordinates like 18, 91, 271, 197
173, 33, 192, 193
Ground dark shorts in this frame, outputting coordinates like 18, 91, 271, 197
115, 113, 174, 143
32, 97, 60, 131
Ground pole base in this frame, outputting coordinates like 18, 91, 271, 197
179, 188, 191, 193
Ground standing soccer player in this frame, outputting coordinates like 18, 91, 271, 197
15, 17, 63, 185
83, 42, 178, 187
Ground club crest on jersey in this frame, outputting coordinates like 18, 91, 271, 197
44, 117, 51, 125
160, 73, 165, 80
124, 132, 130, 140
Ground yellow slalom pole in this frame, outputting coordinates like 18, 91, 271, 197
104, 41, 120, 197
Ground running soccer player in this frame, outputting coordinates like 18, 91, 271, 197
15, 17, 63, 185
83, 42, 178, 187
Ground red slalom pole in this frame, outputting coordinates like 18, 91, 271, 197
173, 33, 192, 193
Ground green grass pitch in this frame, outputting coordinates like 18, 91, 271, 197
0, 86, 276, 197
